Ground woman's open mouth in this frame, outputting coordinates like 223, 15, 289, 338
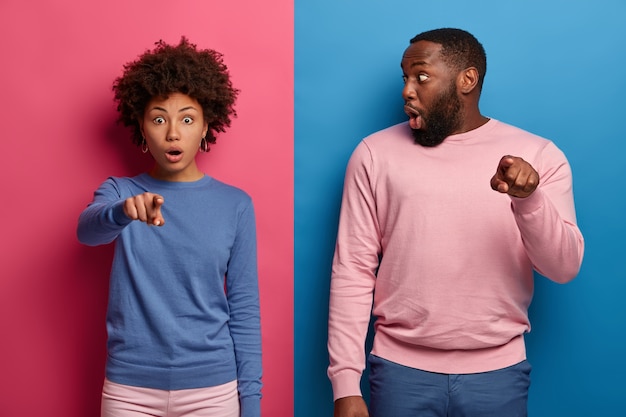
165, 148, 183, 163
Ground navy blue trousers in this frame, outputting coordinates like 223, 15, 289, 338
369, 354, 531, 417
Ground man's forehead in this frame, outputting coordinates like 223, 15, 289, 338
402, 40, 442, 65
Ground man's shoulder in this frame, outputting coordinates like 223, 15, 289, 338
365, 121, 411, 141
488, 119, 568, 166
358, 122, 414, 152
489, 119, 552, 145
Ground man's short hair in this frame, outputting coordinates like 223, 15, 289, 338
410, 28, 487, 89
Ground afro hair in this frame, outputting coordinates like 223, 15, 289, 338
112, 37, 239, 149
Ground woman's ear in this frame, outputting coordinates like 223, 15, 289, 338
138, 118, 145, 139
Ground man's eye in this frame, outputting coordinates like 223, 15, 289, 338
402, 75, 408, 83
154, 117, 165, 124
418, 74, 429, 82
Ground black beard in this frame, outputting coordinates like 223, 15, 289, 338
411, 85, 462, 147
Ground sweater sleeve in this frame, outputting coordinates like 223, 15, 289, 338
76, 178, 133, 246
327, 142, 380, 401
510, 142, 584, 283
226, 198, 262, 417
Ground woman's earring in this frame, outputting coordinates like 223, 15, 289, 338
199, 137, 208, 153
141, 139, 149, 154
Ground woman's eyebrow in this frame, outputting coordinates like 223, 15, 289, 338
147, 106, 199, 113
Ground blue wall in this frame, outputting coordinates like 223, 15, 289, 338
295, 1, 626, 416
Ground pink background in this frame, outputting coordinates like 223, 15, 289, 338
0, 1, 293, 416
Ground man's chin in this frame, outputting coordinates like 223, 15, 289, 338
411, 128, 446, 147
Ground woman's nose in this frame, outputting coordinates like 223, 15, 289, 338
166, 123, 180, 141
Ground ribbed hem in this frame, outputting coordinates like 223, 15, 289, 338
106, 355, 237, 391
329, 369, 364, 401
510, 188, 545, 215
110, 201, 132, 226
240, 394, 261, 417
372, 333, 526, 375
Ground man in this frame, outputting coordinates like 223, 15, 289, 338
327, 28, 584, 417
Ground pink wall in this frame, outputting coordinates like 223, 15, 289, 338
0, 1, 293, 416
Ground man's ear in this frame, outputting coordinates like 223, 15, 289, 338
458, 67, 480, 94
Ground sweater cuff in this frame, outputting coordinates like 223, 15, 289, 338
330, 369, 363, 401
111, 201, 133, 226
510, 188, 545, 215
240, 395, 261, 417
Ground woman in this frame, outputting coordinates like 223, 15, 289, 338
77, 38, 262, 417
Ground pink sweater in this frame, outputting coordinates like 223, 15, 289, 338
327, 119, 584, 400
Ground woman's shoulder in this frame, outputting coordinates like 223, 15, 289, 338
205, 176, 254, 206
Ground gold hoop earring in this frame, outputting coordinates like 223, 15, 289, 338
199, 137, 208, 153
141, 139, 149, 154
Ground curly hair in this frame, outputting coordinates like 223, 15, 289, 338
112, 37, 239, 148
410, 28, 487, 91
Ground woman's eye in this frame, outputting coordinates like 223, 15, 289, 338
418, 74, 429, 82
402, 75, 408, 83
154, 117, 165, 124
183, 117, 193, 124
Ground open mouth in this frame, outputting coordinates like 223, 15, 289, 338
404, 105, 423, 130
165, 149, 183, 162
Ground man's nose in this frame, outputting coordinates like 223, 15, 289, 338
402, 82, 416, 101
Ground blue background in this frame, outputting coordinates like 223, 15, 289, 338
295, 1, 626, 416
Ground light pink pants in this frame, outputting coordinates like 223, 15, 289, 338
101, 379, 240, 417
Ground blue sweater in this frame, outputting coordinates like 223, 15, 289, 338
77, 173, 262, 417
